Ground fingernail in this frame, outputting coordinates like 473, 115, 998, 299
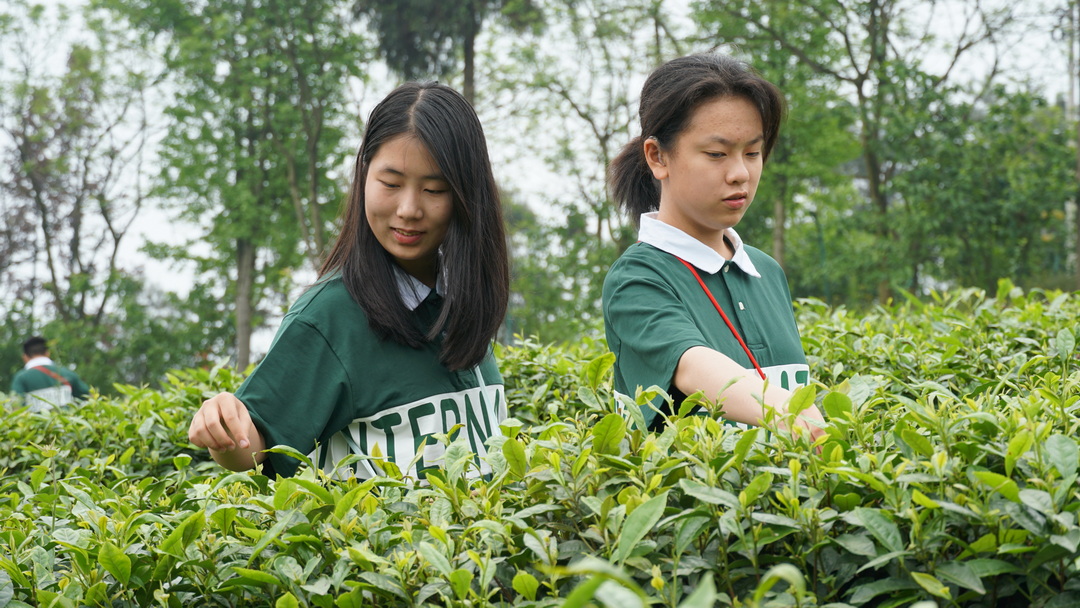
240, 440, 249, 449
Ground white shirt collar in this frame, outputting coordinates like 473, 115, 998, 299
637, 212, 761, 277
23, 356, 53, 370
393, 265, 442, 311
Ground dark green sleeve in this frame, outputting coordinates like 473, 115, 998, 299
603, 260, 711, 427
10, 372, 27, 395
237, 318, 350, 477
63, 369, 90, 398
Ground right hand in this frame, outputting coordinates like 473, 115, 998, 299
188, 392, 253, 452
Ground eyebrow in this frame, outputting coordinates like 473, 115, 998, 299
706, 134, 765, 146
376, 167, 447, 181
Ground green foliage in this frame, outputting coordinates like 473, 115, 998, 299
892, 88, 1075, 291
0, 274, 232, 394
1, 285, 1079, 606
94, 0, 368, 366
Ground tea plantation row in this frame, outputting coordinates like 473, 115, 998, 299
1, 281, 1078, 607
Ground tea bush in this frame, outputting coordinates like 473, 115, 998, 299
1, 281, 1078, 607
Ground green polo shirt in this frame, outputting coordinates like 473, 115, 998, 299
11, 358, 90, 411
602, 213, 808, 428
237, 273, 505, 479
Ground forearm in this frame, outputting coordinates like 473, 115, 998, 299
673, 346, 794, 425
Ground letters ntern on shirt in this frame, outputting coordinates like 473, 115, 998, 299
237, 271, 504, 480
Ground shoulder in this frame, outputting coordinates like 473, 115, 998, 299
283, 276, 367, 329
605, 243, 680, 286
603, 243, 687, 314
290, 276, 356, 314
743, 245, 786, 278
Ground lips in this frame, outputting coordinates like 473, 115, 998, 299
723, 193, 749, 208
392, 228, 424, 245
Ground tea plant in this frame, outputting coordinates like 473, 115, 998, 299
1, 282, 1078, 607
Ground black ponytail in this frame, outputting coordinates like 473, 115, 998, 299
608, 135, 660, 225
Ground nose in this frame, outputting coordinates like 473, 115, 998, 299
727, 158, 750, 185
396, 187, 424, 219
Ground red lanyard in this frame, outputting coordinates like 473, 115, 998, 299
675, 257, 767, 380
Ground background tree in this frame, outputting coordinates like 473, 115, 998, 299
99, 0, 368, 368
895, 87, 1074, 290
0, 0, 232, 391
486, 0, 683, 340
694, 0, 1019, 302
353, 0, 542, 103
1053, 0, 1080, 289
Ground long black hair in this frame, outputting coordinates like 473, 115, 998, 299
320, 82, 509, 371
609, 53, 785, 224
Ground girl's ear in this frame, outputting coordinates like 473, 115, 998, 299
643, 137, 668, 181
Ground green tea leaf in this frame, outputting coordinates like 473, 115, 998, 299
1006, 429, 1033, 477
97, 542, 130, 585
678, 480, 739, 508
583, 352, 616, 391
901, 429, 933, 457
159, 511, 205, 559
613, 491, 669, 564
752, 564, 805, 603
833, 533, 876, 557
787, 385, 817, 415
1019, 489, 1054, 514
674, 515, 712, 554
418, 541, 453, 576
936, 561, 985, 594
230, 567, 282, 586
592, 413, 626, 456
974, 471, 1021, 502
1045, 434, 1078, 478
275, 593, 299, 608
822, 391, 852, 420
512, 570, 539, 601
911, 572, 951, 599
911, 490, 940, 509
561, 575, 606, 608
448, 568, 473, 599
677, 573, 715, 608
854, 508, 904, 553
739, 471, 774, 507
502, 437, 527, 478
1056, 328, 1075, 362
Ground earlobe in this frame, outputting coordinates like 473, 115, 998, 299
643, 137, 668, 180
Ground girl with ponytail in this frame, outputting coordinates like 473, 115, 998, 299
602, 53, 825, 439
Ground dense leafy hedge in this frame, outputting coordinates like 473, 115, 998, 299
1, 281, 1079, 607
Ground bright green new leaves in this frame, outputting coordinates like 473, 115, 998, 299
97, 543, 131, 585
612, 491, 669, 564
1045, 435, 1079, 478
974, 471, 1021, 503
591, 413, 626, 455
2, 287, 1080, 606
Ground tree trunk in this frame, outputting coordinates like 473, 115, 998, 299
1075, 0, 1080, 290
235, 238, 256, 370
1075, 113, 1080, 290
